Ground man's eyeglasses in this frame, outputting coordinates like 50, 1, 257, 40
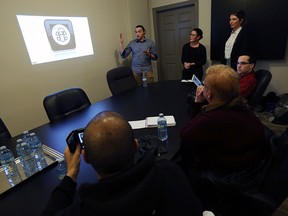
237, 62, 250, 66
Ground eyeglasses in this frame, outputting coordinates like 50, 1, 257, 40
237, 62, 250, 66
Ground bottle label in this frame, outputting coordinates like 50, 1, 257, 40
0, 157, 14, 164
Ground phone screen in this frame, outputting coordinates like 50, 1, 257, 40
78, 132, 84, 144
192, 74, 202, 87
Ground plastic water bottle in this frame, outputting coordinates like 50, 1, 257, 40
56, 157, 67, 180
142, 73, 148, 87
0, 146, 22, 187
16, 139, 29, 177
157, 113, 168, 141
29, 133, 48, 171
22, 131, 30, 143
19, 143, 38, 177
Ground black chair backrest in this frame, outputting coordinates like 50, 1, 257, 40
0, 118, 12, 142
247, 69, 272, 110
43, 88, 91, 122
106, 66, 138, 95
261, 128, 288, 206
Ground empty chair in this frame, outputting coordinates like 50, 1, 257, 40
106, 66, 138, 95
0, 118, 12, 142
247, 69, 272, 110
43, 88, 91, 122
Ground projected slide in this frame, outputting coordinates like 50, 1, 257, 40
17, 15, 94, 65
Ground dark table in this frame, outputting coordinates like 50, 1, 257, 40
0, 80, 195, 216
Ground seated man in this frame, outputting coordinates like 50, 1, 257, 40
237, 54, 257, 98
180, 64, 270, 191
42, 111, 203, 216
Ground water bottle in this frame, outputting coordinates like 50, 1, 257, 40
16, 139, 29, 177
29, 133, 48, 171
22, 131, 30, 143
142, 73, 148, 87
0, 146, 22, 187
157, 113, 168, 141
19, 142, 38, 177
56, 157, 67, 180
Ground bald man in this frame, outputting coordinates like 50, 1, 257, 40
42, 111, 203, 216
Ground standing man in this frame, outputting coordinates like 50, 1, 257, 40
120, 25, 158, 85
237, 54, 257, 98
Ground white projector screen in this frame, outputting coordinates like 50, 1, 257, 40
17, 15, 94, 65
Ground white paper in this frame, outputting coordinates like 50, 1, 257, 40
145, 115, 176, 128
128, 115, 176, 129
181, 79, 193, 83
128, 120, 146, 129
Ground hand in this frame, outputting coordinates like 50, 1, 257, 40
119, 33, 124, 45
184, 62, 191, 69
64, 144, 81, 182
195, 86, 206, 103
143, 48, 151, 56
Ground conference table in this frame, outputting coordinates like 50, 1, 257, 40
0, 80, 195, 216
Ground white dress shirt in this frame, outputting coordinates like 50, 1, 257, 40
224, 27, 242, 59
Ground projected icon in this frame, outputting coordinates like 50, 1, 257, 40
44, 19, 76, 51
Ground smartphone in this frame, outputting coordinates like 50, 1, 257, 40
191, 74, 202, 87
66, 128, 85, 153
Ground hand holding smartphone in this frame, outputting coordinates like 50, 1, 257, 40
66, 128, 85, 153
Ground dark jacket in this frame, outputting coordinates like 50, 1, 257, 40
180, 97, 269, 174
42, 153, 203, 216
221, 27, 250, 71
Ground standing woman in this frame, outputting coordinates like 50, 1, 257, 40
221, 10, 250, 71
181, 28, 207, 80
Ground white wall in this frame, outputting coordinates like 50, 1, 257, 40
0, 0, 149, 136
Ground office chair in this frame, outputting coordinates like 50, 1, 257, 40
106, 66, 138, 95
0, 118, 12, 142
43, 88, 91, 122
247, 69, 272, 110
193, 127, 288, 216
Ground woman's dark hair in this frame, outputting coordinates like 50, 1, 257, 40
192, 28, 203, 40
231, 10, 246, 26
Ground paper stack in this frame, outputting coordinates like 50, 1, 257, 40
128, 115, 176, 130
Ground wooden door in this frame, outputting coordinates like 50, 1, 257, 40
154, 2, 196, 81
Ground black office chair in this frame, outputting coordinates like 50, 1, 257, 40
43, 88, 91, 122
247, 69, 272, 110
106, 66, 138, 95
193, 127, 288, 216
0, 118, 12, 142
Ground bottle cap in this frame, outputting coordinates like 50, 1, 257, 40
21, 142, 28, 147
16, 139, 23, 143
